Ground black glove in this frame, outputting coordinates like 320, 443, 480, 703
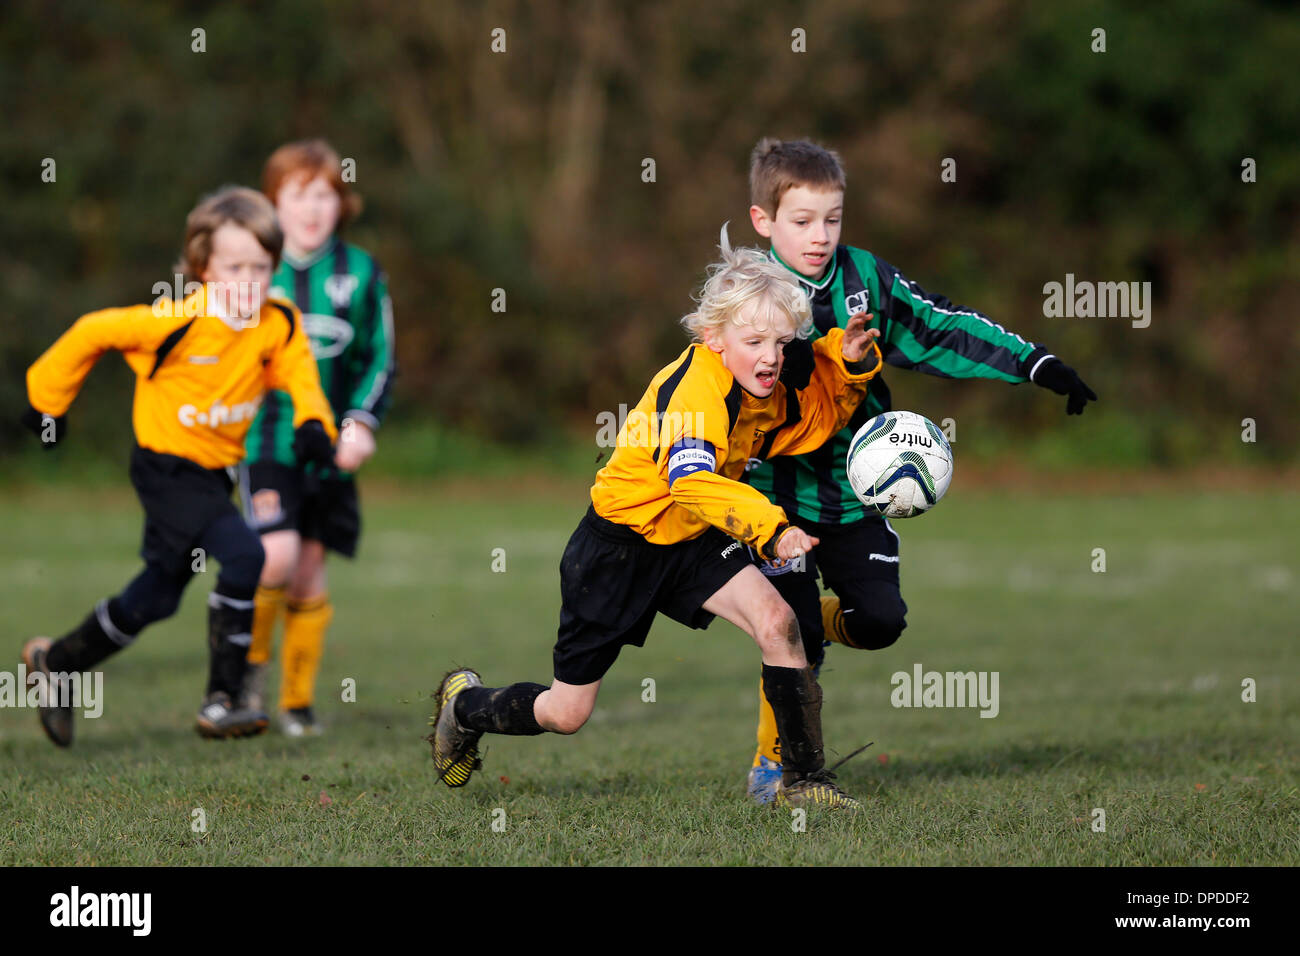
779, 337, 816, 391
21, 405, 66, 449
1033, 358, 1097, 415
292, 420, 334, 466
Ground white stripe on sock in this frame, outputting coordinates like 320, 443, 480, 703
95, 598, 134, 647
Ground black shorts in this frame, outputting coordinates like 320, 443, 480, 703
239, 461, 361, 558
129, 445, 243, 578
552, 506, 753, 686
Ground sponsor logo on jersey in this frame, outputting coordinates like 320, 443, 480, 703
720, 540, 742, 559
869, 552, 900, 563
302, 313, 356, 360
177, 397, 262, 428
844, 290, 871, 317
187, 355, 218, 365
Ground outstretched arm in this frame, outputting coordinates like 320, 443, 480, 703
874, 257, 1097, 413
27, 305, 174, 418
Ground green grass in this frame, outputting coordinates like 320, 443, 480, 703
0, 479, 1296, 865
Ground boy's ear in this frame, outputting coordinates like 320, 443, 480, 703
749, 204, 774, 238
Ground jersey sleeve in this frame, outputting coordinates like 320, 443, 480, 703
668, 469, 795, 556
656, 364, 794, 557
264, 305, 339, 441
874, 256, 1042, 383
765, 327, 881, 459
344, 267, 395, 431
27, 304, 176, 416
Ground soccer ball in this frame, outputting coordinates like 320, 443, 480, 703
846, 411, 953, 518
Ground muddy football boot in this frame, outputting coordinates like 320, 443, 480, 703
775, 769, 862, 811
429, 668, 485, 787
196, 691, 269, 739
22, 637, 73, 748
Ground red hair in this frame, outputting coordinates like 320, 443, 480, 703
262, 139, 363, 228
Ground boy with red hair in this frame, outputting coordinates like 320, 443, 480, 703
241, 140, 396, 737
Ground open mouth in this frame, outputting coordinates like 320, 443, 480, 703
803, 251, 827, 267
755, 370, 776, 389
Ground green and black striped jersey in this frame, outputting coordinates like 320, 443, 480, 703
747, 244, 1053, 525
245, 237, 395, 469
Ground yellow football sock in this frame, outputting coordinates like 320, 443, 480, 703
753, 675, 781, 766
249, 585, 286, 666
280, 593, 333, 711
821, 595, 860, 648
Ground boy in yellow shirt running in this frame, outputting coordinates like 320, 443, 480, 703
21, 186, 337, 746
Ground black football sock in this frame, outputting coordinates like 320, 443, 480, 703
206, 592, 255, 699
45, 600, 135, 673
454, 683, 547, 735
761, 663, 826, 783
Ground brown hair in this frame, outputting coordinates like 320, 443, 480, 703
262, 138, 363, 228
749, 138, 847, 217
175, 186, 282, 282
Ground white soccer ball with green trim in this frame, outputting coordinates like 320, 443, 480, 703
846, 411, 953, 518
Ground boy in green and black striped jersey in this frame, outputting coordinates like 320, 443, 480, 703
742, 139, 1097, 803
240, 140, 395, 737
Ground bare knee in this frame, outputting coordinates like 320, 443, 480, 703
259, 532, 300, 588
537, 691, 594, 735
544, 705, 591, 735
753, 599, 806, 665
288, 540, 327, 601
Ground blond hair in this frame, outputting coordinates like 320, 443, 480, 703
174, 186, 282, 282
681, 223, 813, 342
749, 137, 846, 217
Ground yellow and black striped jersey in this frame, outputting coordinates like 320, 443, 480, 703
27, 288, 337, 470
591, 326, 881, 553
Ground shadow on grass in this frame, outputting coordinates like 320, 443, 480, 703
836, 727, 1290, 794
2, 705, 416, 759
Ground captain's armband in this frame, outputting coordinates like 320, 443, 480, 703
666, 437, 716, 486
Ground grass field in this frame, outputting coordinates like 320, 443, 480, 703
1, 477, 1296, 866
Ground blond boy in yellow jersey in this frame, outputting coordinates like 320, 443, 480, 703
429, 226, 883, 809
20, 186, 337, 746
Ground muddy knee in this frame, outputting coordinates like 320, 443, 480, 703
755, 600, 803, 657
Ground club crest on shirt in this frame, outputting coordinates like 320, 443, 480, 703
844, 290, 871, 317
302, 313, 355, 360
324, 274, 360, 310
250, 489, 284, 527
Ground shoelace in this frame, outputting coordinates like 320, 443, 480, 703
793, 741, 875, 792
828, 740, 874, 773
